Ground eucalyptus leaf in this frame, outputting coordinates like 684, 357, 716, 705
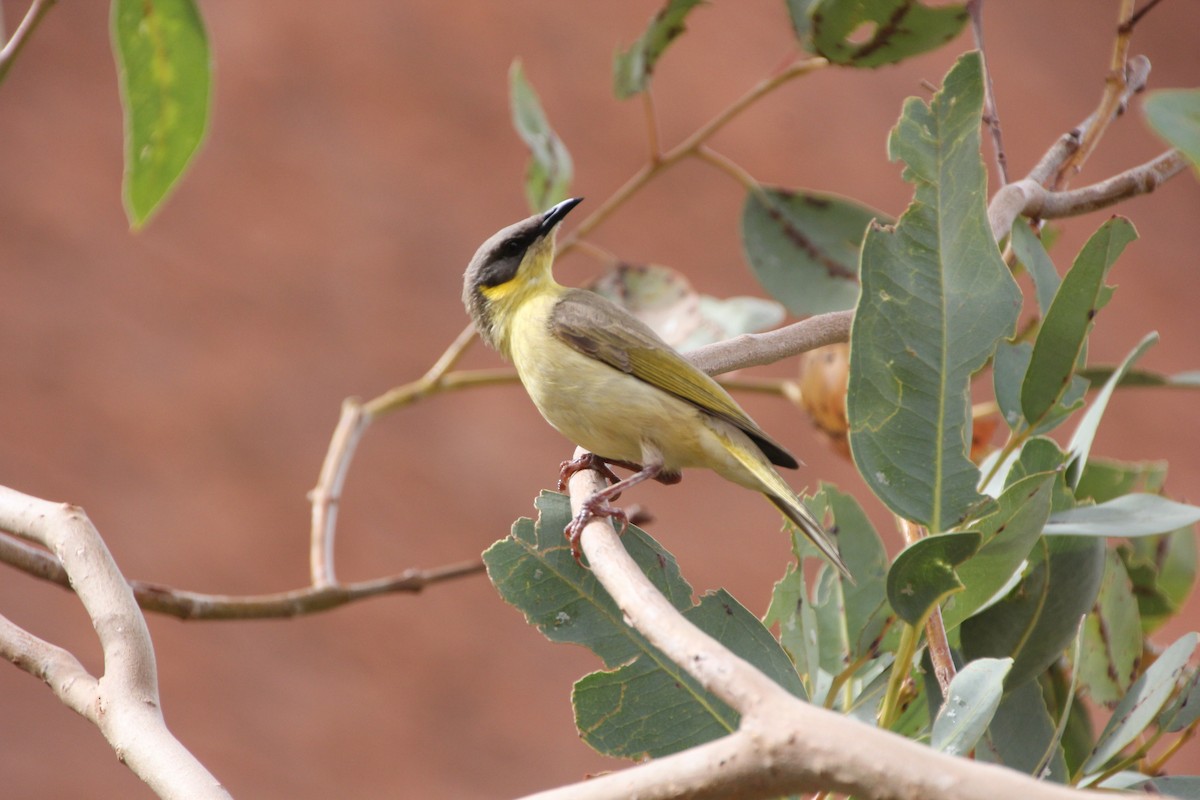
1074, 551, 1142, 705
1159, 666, 1200, 734
932, 657, 1012, 756
613, 0, 704, 99
824, 486, 891, 661
1144, 88, 1200, 171
111, 0, 211, 228
1118, 526, 1198, 634
740, 187, 884, 314
808, 0, 968, 67
961, 535, 1105, 689
1121, 776, 1200, 798
1082, 632, 1200, 775
1079, 366, 1200, 389
1044, 494, 1200, 538
1010, 220, 1060, 317
1020, 217, 1137, 426
509, 60, 573, 212
785, 0, 819, 40
1065, 331, 1158, 488
978, 679, 1068, 781
848, 52, 1019, 532
887, 532, 981, 626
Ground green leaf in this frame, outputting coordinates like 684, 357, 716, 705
484, 492, 693, 665
887, 532, 981, 626
1044, 494, 1200, 538
1083, 632, 1200, 775
1035, 624, 1086, 779
612, 0, 704, 99
1118, 526, 1198, 634
1020, 218, 1138, 425
1075, 458, 1167, 503
1074, 551, 1142, 705
932, 657, 1012, 756
765, 562, 808, 668
1122, 776, 1200, 798
509, 60, 573, 212
961, 535, 1105, 689
1009, 221, 1060, 317
825, 486, 891, 661
978, 679, 1068, 780
993, 341, 1088, 435
848, 52, 1020, 531
574, 590, 805, 759
941, 472, 1056, 631
740, 188, 884, 314
111, 0, 211, 228
1065, 331, 1158, 488
809, 0, 968, 68
1144, 88, 1200, 171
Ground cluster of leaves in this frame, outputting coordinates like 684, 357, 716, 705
488, 0, 1200, 794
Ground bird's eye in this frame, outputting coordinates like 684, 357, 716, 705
500, 238, 524, 258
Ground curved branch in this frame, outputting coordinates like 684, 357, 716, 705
0, 486, 230, 799
530, 459, 1118, 800
0, 0, 55, 86
687, 310, 853, 376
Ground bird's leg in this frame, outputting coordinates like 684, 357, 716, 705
565, 459, 663, 564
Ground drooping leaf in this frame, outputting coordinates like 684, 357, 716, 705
574, 590, 805, 759
613, 0, 705, 99
809, 0, 969, 68
978, 679, 1068, 780
509, 60, 573, 212
932, 657, 1012, 756
740, 188, 884, 314
961, 535, 1105, 689
849, 52, 1020, 531
589, 263, 784, 350
483, 491, 692, 666
886, 532, 981, 626
111, 0, 211, 228
940, 472, 1056, 631
1064, 331, 1158, 488
1073, 551, 1142, 705
1144, 88, 1200, 171
1020, 218, 1137, 425
1082, 632, 1200, 775
1118, 526, 1198, 634
1044, 494, 1200, 538
1010, 220, 1060, 317
1078, 366, 1200, 389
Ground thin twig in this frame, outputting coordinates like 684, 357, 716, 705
967, 0, 1009, 185
559, 57, 828, 253
0, 0, 55, 87
642, 87, 663, 163
693, 146, 762, 193
1054, 0, 1138, 186
1129, 0, 1167, 28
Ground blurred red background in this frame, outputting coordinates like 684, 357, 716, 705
1, 1, 1197, 797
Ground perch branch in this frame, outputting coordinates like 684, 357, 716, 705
0, 486, 230, 799
520, 459, 1118, 800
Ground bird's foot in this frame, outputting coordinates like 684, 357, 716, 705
558, 452, 622, 494
564, 494, 629, 565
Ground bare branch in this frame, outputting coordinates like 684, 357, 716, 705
0, 0, 55, 86
0, 486, 230, 799
990, 148, 1187, 241
534, 459, 1119, 800
687, 310, 853, 376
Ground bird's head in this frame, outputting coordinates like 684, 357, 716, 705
463, 197, 583, 350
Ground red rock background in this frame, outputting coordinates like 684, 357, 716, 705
1, 1, 1197, 797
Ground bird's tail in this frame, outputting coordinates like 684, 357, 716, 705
722, 434, 852, 579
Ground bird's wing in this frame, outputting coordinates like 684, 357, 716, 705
549, 288, 798, 469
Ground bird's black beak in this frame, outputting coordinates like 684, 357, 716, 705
539, 197, 583, 236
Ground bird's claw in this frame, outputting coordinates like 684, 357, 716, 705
565, 496, 629, 565
558, 452, 622, 496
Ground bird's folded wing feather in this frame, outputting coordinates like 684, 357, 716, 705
550, 289, 798, 469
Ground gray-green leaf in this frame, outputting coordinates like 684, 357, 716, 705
848, 52, 1019, 532
740, 188, 884, 314
1144, 88, 1200, 171
1044, 494, 1200, 538
809, 0, 968, 68
509, 60, 573, 212
612, 0, 704, 99
932, 657, 1012, 756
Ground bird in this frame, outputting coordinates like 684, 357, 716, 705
462, 197, 849, 577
